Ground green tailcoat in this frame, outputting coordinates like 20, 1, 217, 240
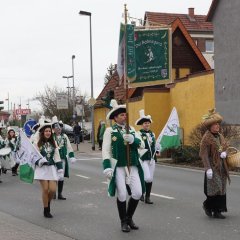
102, 124, 145, 196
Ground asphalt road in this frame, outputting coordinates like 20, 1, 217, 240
1, 151, 240, 240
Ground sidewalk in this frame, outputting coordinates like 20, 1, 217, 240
0, 211, 74, 240
71, 141, 101, 155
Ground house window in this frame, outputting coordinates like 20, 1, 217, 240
205, 40, 214, 52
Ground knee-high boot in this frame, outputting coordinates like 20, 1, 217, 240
126, 197, 139, 230
117, 199, 130, 232
145, 182, 153, 204
58, 181, 66, 200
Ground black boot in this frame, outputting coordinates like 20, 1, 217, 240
117, 199, 130, 232
12, 163, 19, 176
140, 194, 144, 202
145, 182, 153, 204
126, 197, 139, 230
58, 181, 66, 200
213, 211, 226, 219
43, 207, 53, 218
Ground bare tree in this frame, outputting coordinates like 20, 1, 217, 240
104, 63, 117, 85
34, 85, 90, 124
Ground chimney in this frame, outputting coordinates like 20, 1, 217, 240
188, 8, 195, 21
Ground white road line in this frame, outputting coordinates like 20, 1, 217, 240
76, 174, 90, 179
75, 158, 102, 161
151, 193, 175, 200
101, 182, 175, 199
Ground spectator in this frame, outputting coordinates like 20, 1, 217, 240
73, 122, 82, 148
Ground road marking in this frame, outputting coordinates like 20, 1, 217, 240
101, 182, 175, 199
151, 193, 175, 200
76, 174, 90, 179
75, 158, 102, 161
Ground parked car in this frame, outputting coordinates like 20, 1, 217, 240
62, 124, 90, 143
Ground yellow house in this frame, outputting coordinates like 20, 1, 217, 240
94, 18, 214, 145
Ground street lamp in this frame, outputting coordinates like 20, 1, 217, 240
79, 10, 95, 150
62, 75, 73, 108
72, 55, 76, 119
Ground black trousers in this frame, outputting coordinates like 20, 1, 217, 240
203, 174, 227, 213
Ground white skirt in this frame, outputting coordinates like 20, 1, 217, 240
34, 165, 58, 181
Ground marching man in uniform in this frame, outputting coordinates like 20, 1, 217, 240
52, 116, 76, 200
136, 109, 159, 204
102, 99, 145, 233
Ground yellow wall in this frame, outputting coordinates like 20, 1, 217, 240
179, 68, 190, 78
94, 72, 214, 144
169, 72, 214, 144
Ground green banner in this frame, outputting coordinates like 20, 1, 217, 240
128, 28, 171, 87
126, 24, 136, 81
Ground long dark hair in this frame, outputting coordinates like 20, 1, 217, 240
8, 130, 16, 140
37, 126, 57, 149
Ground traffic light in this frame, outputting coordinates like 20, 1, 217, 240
0, 101, 4, 111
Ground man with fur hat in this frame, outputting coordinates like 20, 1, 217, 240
199, 109, 230, 219
52, 116, 76, 200
136, 109, 159, 204
102, 99, 145, 233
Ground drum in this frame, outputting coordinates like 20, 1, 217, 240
0, 147, 11, 157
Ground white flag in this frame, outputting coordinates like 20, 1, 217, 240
17, 130, 43, 183
155, 107, 181, 152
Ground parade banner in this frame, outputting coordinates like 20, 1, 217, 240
17, 130, 42, 183
155, 107, 181, 152
117, 23, 125, 84
117, 24, 172, 88
129, 28, 171, 87
126, 24, 136, 82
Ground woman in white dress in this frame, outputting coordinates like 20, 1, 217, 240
34, 122, 63, 218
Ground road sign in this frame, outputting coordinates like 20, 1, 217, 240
15, 109, 31, 115
56, 93, 68, 109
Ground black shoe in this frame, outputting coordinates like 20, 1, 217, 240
2, 169, 7, 174
121, 221, 131, 232
43, 207, 53, 218
140, 195, 144, 202
0, 180, 2, 183
202, 205, 212, 217
213, 212, 226, 219
145, 197, 153, 204
127, 218, 139, 230
58, 194, 66, 200
12, 173, 18, 176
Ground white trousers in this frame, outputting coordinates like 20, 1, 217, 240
115, 166, 142, 202
141, 160, 155, 183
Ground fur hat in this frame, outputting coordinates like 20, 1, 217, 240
106, 99, 126, 120
135, 109, 152, 125
202, 109, 223, 128
7, 127, 15, 134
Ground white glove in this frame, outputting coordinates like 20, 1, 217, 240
69, 157, 76, 164
57, 169, 64, 181
123, 134, 134, 144
220, 151, 227, 159
38, 158, 49, 167
103, 168, 113, 180
206, 169, 213, 180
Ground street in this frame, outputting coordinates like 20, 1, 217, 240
1, 143, 240, 240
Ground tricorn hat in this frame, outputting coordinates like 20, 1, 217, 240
38, 117, 52, 132
106, 99, 126, 120
135, 109, 152, 125
202, 108, 223, 128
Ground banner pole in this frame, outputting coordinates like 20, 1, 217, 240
124, 4, 130, 173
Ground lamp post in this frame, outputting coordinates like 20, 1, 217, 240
62, 75, 73, 108
79, 10, 95, 150
72, 55, 76, 119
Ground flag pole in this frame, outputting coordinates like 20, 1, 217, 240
124, 4, 130, 172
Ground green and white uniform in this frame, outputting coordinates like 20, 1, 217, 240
102, 123, 145, 199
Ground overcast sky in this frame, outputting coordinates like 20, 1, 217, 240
0, 0, 212, 111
